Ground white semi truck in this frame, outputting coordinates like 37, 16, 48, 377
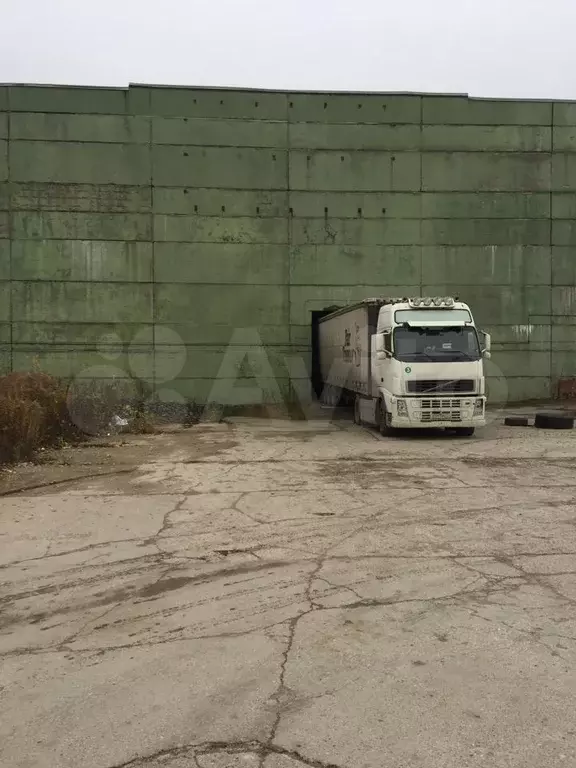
318, 296, 490, 436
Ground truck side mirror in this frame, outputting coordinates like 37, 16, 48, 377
374, 333, 392, 360
480, 331, 491, 358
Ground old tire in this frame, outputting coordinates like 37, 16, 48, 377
534, 411, 575, 430
504, 416, 530, 427
377, 400, 395, 437
453, 427, 475, 437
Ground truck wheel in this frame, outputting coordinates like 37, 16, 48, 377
534, 411, 575, 430
353, 396, 362, 425
378, 401, 395, 436
453, 427, 475, 437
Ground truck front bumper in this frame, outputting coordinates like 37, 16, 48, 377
389, 396, 486, 429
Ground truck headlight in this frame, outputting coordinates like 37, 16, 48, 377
397, 399, 408, 416
474, 399, 484, 415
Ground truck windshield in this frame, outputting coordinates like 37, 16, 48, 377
393, 326, 481, 363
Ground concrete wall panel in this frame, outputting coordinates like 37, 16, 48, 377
423, 97, 552, 125
10, 113, 150, 143
153, 117, 287, 147
153, 215, 286, 244
423, 153, 552, 191
0, 241, 9, 280
552, 193, 576, 218
552, 127, 576, 152
552, 103, 576, 126
289, 123, 421, 150
153, 242, 287, 284
290, 151, 421, 191
0, 140, 7, 181
11, 141, 151, 184
152, 146, 286, 189
552, 221, 576, 246
8, 86, 127, 114
11, 183, 152, 213
422, 246, 550, 286
552, 247, 576, 285
489, 350, 551, 378
162, 376, 292, 405
153, 188, 287, 217
0, 212, 9, 237
289, 192, 420, 219
154, 284, 287, 328
552, 287, 576, 317
423, 285, 550, 326
173, 345, 300, 381
11, 240, 153, 282
12, 322, 153, 346
0, 114, 7, 139
421, 219, 550, 246
422, 192, 549, 219
11, 282, 153, 323
12, 212, 151, 241
11, 348, 154, 379
288, 94, 421, 124
0, 346, 9, 375
552, 155, 576, 190
290, 245, 420, 286
422, 125, 550, 152
291, 217, 421, 246
148, 88, 287, 120
153, 323, 289, 346
0, 284, 10, 321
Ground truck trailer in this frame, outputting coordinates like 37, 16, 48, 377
317, 296, 490, 436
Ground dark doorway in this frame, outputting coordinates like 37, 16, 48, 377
310, 306, 340, 398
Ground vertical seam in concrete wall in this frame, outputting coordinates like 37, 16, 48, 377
419, 95, 423, 296
7, 87, 12, 372
549, 101, 555, 396
147, 90, 155, 395
286, 92, 293, 401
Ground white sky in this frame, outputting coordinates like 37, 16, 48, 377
2, 0, 576, 99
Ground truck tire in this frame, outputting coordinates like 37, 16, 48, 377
534, 411, 575, 430
377, 400, 395, 437
504, 416, 530, 427
453, 427, 475, 437
353, 396, 362, 425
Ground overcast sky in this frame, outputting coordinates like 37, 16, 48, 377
2, 0, 575, 99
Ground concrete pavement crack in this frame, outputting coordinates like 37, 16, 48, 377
0, 467, 139, 497
106, 739, 344, 768
141, 496, 187, 552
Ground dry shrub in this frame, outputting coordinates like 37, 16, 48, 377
0, 372, 160, 465
0, 372, 76, 463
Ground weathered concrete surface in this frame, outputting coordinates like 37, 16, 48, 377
3, 85, 576, 400
2, 418, 576, 768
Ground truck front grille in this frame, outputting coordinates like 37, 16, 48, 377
420, 398, 462, 422
408, 379, 474, 394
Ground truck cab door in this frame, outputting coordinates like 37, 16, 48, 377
371, 332, 392, 394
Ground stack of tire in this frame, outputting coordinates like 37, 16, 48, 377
504, 411, 575, 429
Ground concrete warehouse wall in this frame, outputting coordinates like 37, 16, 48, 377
1, 83, 576, 407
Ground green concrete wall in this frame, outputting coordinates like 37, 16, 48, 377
1, 84, 575, 406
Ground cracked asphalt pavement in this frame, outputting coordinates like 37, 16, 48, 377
2, 417, 576, 767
